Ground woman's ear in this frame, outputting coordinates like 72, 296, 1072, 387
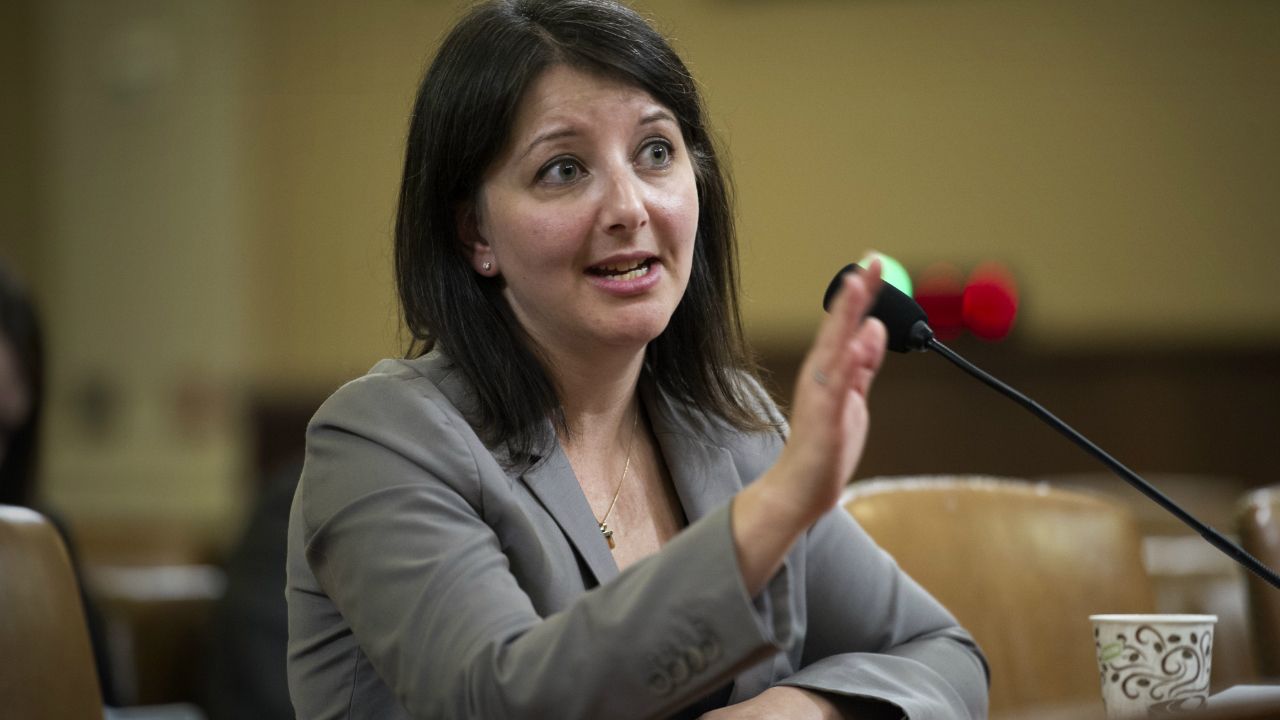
457, 203, 498, 277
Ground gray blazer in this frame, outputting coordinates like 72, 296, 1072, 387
286, 352, 989, 719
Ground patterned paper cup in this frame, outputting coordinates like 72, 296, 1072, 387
1091, 614, 1217, 719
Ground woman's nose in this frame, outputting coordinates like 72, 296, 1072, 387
598, 170, 649, 236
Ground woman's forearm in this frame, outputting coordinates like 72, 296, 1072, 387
730, 465, 823, 596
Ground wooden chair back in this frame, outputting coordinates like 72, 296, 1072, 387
843, 476, 1155, 718
1238, 486, 1280, 679
0, 505, 103, 719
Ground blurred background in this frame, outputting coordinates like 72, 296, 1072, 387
2, 0, 1277, 716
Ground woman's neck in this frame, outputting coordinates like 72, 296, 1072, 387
542, 343, 646, 452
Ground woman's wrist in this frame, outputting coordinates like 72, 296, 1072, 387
777, 686, 904, 720
784, 686, 846, 720
730, 467, 822, 596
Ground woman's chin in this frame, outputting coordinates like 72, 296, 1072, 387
586, 319, 672, 353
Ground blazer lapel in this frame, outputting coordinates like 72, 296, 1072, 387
517, 441, 621, 587
426, 358, 619, 587
640, 380, 744, 524
516, 379, 748, 589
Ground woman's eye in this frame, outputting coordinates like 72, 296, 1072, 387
638, 140, 673, 168
538, 158, 583, 185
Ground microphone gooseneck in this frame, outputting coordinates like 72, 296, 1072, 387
827, 264, 1280, 591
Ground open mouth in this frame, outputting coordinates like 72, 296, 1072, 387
587, 258, 655, 281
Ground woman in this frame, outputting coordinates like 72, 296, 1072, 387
286, 1, 989, 718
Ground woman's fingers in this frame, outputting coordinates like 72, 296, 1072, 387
842, 316, 887, 398
768, 259, 889, 521
807, 260, 884, 398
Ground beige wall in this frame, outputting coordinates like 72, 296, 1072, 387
5, 0, 1279, 527
16, 0, 253, 535
242, 0, 1280, 388
241, 0, 434, 393
669, 0, 1280, 349
1, 0, 43, 285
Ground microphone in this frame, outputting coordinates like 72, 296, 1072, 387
825, 263, 1280, 591
824, 263, 933, 353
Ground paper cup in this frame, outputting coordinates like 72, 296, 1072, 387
1091, 614, 1216, 719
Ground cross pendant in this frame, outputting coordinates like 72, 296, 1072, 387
600, 522, 616, 549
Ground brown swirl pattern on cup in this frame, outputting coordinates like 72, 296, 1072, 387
1094, 624, 1213, 708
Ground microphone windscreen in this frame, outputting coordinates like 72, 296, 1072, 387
824, 263, 931, 352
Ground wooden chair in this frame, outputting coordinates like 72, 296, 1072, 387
0, 504, 104, 719
842, 476, 1156, 719
1238, 486, 1280, 679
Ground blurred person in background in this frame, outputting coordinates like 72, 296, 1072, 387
0, 263, 42, 509
0, 260, 119, 706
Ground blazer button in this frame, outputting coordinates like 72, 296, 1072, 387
684, 646, 707, 674
689, 619, 721, 663
647, 672, 673, 696
698, 636, 722, 663
666, 654, 691, 685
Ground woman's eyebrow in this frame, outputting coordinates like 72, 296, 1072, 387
520, 126, 577, 161
518, 110, 677, 160
639, 109, 677, 127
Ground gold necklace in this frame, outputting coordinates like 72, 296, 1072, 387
596, 407, 639, 550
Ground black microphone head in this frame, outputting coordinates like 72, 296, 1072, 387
823, 263, 934, 353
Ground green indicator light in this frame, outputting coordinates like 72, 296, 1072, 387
860, 251, 913, 297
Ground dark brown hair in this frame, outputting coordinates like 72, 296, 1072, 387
394, 0, 770, 459
0, 263, 43, 505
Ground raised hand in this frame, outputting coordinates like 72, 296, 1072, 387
731, 260, 887, 596
775, 260, 887, 521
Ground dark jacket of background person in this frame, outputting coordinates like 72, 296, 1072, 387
203, 461, 302, 720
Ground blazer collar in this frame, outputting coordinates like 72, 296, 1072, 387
517, 438, 621, 587
422, 350, 746, 587
516, 374, 748, 588
639, 376, 745, 525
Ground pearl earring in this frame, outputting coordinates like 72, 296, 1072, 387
482, 261, 492, 272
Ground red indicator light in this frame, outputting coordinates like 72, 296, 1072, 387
962, 262, 1019, 341
914, 263, 965, 341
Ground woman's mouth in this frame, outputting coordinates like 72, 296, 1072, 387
587, 258, 655, 281
585, 257, 663, 296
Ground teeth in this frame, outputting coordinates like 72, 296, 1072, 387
593, 259, 652, 280
614, 264, 651, 281
600, 261, 645, 273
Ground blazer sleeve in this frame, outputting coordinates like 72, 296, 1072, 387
733, 375, 988, 719
292, 372, 795, 719
775, 507, 991, 719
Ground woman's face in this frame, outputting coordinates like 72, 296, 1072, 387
469, 64, 699, 360
0, 336, 31, 466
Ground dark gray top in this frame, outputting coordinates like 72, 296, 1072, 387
286, 352, 989, 719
